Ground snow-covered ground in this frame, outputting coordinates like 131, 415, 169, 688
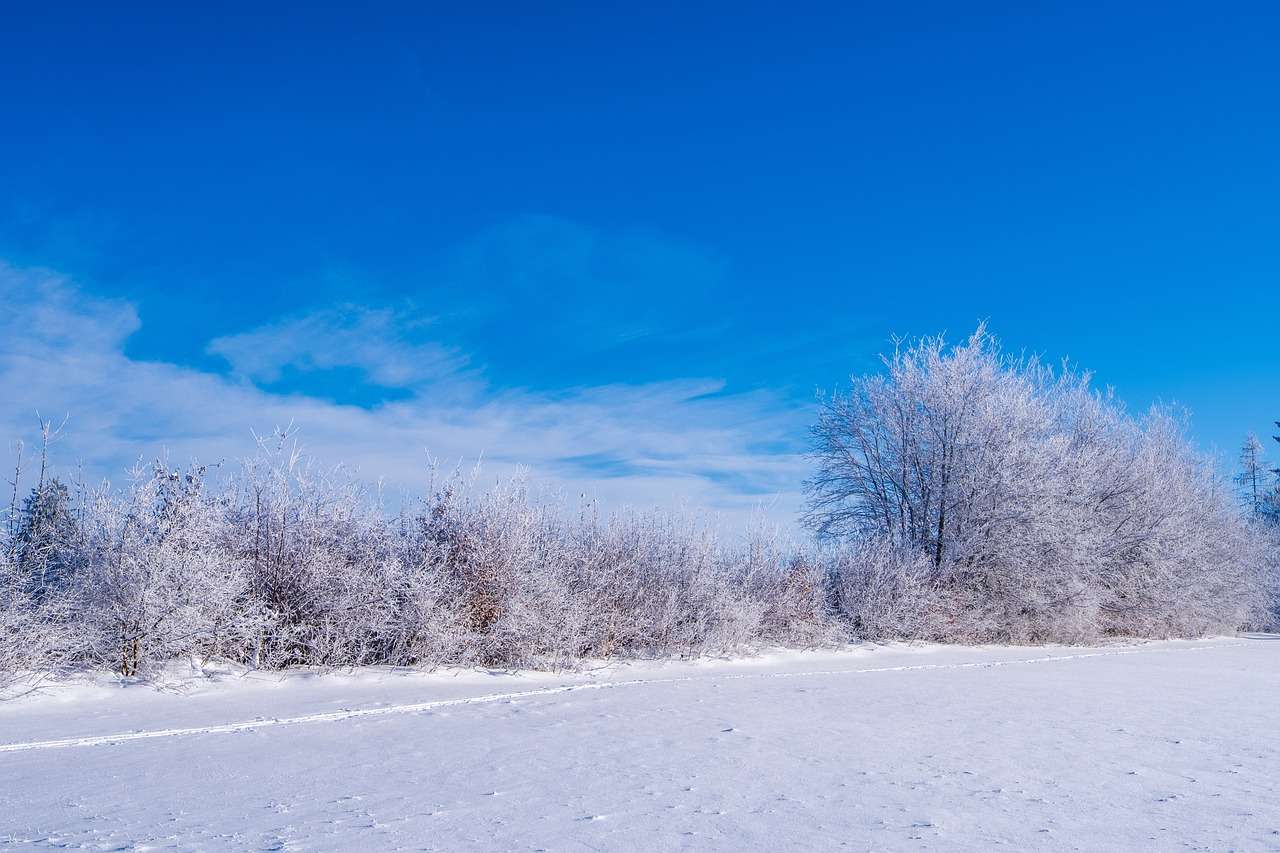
2, 637, 1277, 851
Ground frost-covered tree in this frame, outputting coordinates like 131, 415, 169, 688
1237, 431, 1280, 526
804, 327, 1270, 640
15, 477, 78, 599
2, 435, 77, 685
1237, 434, 1267, 514
75, 463, 251, 675
1, 353, 1275, 681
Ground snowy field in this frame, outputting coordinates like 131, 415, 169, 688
2, 637, 1277, 851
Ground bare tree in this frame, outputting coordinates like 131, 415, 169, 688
804, 327, 1271, 641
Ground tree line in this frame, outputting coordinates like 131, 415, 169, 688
3, 328, 1276, 682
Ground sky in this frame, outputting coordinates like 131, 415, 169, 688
1, 2, 1278, 526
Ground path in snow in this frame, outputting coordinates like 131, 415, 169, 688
0, 643, 1241, 755
1, 637, 1277, 850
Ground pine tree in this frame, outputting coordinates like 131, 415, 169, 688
1273, 421, 1280, 474
1237, 434, 1269, 516
1268, 422, 1280, 523
16, 477, 77, 599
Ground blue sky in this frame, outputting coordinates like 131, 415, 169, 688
2, 2, 1278, 522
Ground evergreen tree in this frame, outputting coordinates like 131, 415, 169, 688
1273, 421, 1280, 474
1269, 422, 1280, 523
1237, 434, 1269, 516
16, 477, 77, 599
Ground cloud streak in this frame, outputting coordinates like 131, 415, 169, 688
0, 261, 809, 528
208, 305, 468, 390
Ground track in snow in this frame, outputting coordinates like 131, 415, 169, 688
0, 642, 1239, 754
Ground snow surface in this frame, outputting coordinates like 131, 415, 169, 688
2, 637, 1277, 851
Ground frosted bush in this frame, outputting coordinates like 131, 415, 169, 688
1, 328, 1276, 681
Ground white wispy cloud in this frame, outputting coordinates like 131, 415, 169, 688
207, 305, 469, 390
0, 261, 809, 528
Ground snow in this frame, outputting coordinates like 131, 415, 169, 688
2, 637, 1278, 850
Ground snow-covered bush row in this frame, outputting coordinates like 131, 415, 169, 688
1, 439, 845, 678
2, 327, 1275, 680
805, 326, 1277, 643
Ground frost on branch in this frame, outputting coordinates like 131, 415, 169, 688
803, 326, 1274, 642
1, 330, 1275, 683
